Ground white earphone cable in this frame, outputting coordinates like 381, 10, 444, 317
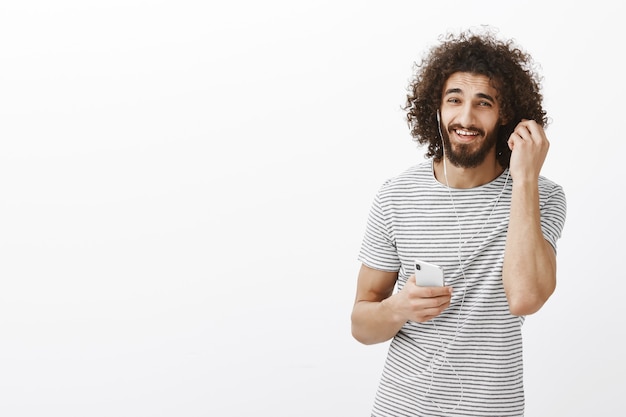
420, 110, 510, 413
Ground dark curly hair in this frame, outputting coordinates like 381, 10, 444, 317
405, 27, 547, 168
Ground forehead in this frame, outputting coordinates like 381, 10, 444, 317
443, 72, 499, 98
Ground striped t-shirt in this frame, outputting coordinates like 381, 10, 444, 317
358, 160, 567, 417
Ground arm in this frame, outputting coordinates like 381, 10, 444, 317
503, 120, 556, 316
351, 264, 453, 345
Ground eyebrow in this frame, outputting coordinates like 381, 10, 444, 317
444, 88, 495, 103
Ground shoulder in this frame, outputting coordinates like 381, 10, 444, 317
378, 161, 433, 195
537, 176, 567, 220
537, 175, 561, 189
538, 175, 566, 200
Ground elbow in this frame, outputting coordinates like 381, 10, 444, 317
351, 310, 392, 345
351, 318, 378, 346
507, 295, 542, 316
503, 267, 556, 316
351, 328, 372, 345
506, 288, 553, 316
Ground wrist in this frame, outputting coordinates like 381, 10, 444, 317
380, 295, 407, 326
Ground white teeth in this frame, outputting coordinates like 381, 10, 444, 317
455, 129, 477, 136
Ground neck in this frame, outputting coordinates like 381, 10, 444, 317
434, 155, 504, 189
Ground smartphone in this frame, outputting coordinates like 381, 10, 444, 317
413, 259, 445, 287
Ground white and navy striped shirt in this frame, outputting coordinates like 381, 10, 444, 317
358, 160, 567, 417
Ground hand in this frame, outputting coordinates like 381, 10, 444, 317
507, 119, 550, 182
386, 275, 452, 323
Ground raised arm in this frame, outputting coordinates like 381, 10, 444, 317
503, 119, 556, 315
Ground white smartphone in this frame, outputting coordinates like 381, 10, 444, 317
413, 259, 445, 287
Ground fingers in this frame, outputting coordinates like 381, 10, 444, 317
411, 296, 452, 322
400, 275, 453, 322
507, 119, 550, 181
406, 284, 453, 323
516, 120, 547, 142
507, 119, 549, 151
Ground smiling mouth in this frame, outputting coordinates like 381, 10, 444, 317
453, 129, 480, 142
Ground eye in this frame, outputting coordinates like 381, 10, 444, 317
478, 100, 492, 107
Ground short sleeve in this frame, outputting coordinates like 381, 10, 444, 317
539, 181, 567, 252
357, 187, 401, 272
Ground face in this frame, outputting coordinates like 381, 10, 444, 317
439, 72, 503, 168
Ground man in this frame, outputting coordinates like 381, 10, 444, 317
351, 28, 567, 416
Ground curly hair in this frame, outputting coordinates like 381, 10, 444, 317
405, 27, 547, 168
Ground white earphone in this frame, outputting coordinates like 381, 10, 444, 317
422, 106, 510, 413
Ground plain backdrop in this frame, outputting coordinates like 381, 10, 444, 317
1, 1, 624, 416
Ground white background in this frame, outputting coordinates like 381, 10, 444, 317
1, 1, 624, 416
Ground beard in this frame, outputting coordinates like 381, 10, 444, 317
441, 125, 499, 168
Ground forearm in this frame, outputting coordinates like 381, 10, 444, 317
503, 180, 556, 315
351, 296, 407, 345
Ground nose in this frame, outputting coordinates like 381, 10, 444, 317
456, 103, 475, 127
